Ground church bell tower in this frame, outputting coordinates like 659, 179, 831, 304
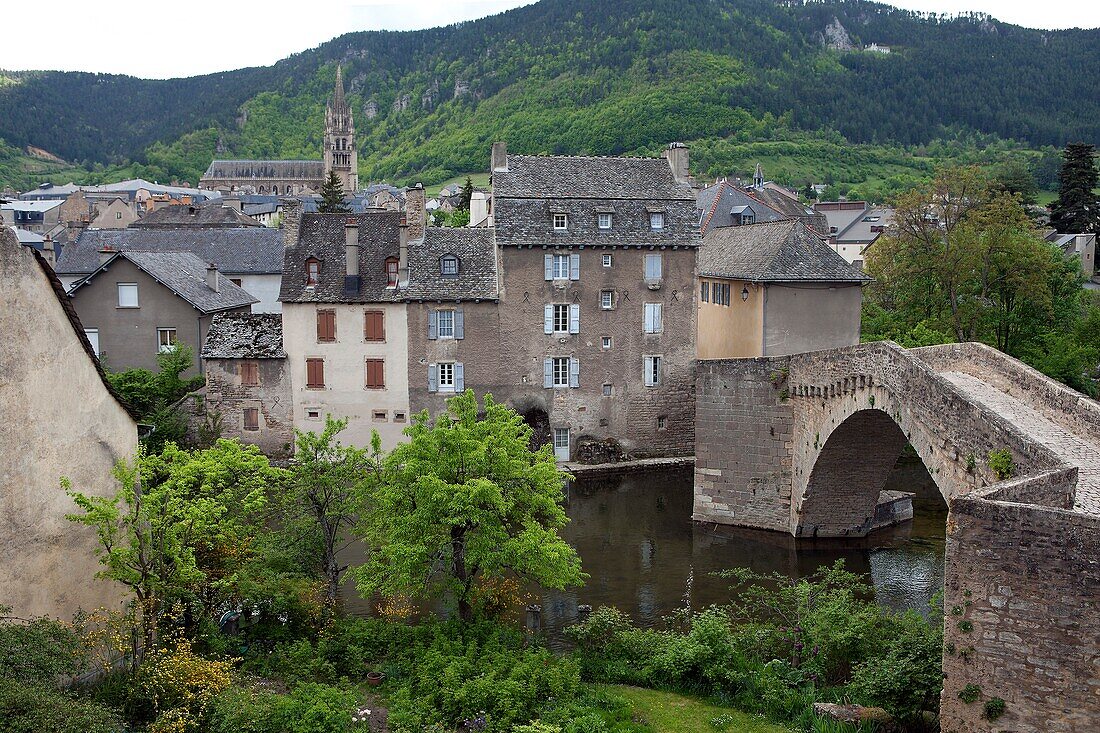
323, 65, 358, 192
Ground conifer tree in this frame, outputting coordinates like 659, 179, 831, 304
1050, 143, 1100, 234
319, 171, 350, 214
459, 175, 474, 211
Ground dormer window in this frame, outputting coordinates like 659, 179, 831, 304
553, 213, 568, 230
649, 212, 665, 231
385, 257, 399, 287
440, 254, 459, 278
305, 258, 320, 286
598, 213, 612, 230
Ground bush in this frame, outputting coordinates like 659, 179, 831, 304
136, 638, 234, 732
0, 679, 125, 733
0, 614, 86, 684
271, 683, 360, 733
849, 611, 944, 720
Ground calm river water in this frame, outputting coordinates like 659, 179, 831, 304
341, 460, 947, 640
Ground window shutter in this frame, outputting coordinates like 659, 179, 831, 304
569, 253, 580, 280
644, 305, 654, 333
428, 363, 438, 392
644, 356, 654, 387
454, 309, 465, 340
428, 310, 438, 340
544, 304, 553, 334
654, 304, 663, 333
569, 357, 580, 388
543, 358, 553, 388
544, 254, 553, 280
454, 362, 465, 391
569, 303, 580, 334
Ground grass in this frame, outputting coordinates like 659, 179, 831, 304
424, 171, 490, 198
599, 685, 794, 733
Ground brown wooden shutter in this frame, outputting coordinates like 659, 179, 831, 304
306, 358, 324, 388
364, 310, 385, 341
365, 358, 384, 389
243, 408, 259, 431
239, 361, 259, 386
317, 310, 336, 342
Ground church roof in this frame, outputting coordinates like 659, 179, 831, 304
201, 160, 324, 180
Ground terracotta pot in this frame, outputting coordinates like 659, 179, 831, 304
366, 671, 385, 686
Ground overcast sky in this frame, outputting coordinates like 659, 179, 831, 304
1, 0, 1096, 80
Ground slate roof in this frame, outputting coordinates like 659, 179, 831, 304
72, 251, 258, 313
202, 313, 285, 359
404, 228, 498, 300
699, 220, 870, 283
492, 154, 696, 200
132, 205, 264, 228
698, 181, 788, 233
280, 211, 405, 304
55, 226, 283, 276
202, 160, 325, 180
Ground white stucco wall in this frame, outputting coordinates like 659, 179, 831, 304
0, 240, 137, 619
282, 302, 410, 451
233, 274, 282, 313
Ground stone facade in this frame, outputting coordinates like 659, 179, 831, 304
203, 357, 294, 456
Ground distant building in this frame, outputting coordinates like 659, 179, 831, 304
814, 201, 894, 266
132, 203, 263, 229
1045, 231, 1097, 278
67, 250, 256, 372
866, 43, 892, 54
1, 199, 63, 232
697, 220, 869, 358
697, 167, 827, 235
89, 197, 139, 229
201, 67, 358, 194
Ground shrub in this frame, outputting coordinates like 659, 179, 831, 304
206, 683, 282, 733
136, 638, 234, 732
958, 683, 982, 704
0, 614, 86, 684
271, 683, 360, 733
988, 449, 1015, 480
984, 696, 1006, 720
0, 678, 126, 733
849, 611, 944, 720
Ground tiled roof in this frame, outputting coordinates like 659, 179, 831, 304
697, 181, 788, 233
73, 251, 258, 313
404, 228, 498, 300
202, 313, 285, 359
699, 220, 870, 283
55, 226, 283, 276
493, 154, 695, 200
202, 160, 325, 180
280, 211, 406, 304
133, 205, 264, 228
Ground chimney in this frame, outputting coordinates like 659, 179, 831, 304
664, 142, 691, 186
344, 217, 361, 294
41, 234, 55, 267
206, 263, 219, 292
405, 182, 426, 239
398, 215, 409, 287
491, 141, 508, 172
469, 191, 488, 228
280, 198, 302, 250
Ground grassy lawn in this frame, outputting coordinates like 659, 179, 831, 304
600, 685, 794, 733
424, 171, 490, 197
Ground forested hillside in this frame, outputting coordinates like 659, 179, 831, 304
0, 0, 1096, 191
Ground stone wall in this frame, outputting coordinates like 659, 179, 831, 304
203, 357, 294, 457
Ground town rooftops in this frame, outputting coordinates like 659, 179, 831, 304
404, 228, 498, 301
202, 160, 325, 180
72, 250, 258, 313
202, 313, 285, 359
55, 226, 284, 276
1, 199, 64, 213
20, 179, 213, 201
699, 220, 870, 283
132, 205, 264, 228
492, 153, 695, 200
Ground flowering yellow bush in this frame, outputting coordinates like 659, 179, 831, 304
139, 638, 234, 733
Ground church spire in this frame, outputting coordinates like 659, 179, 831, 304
333, 64, 346, 111
753, 162, 764, 189
323, 63, 357, 193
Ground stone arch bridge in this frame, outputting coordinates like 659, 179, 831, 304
694, 342, 1100, 732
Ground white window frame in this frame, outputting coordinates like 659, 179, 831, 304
552, 357, 570, 388
84, 328, 100, 357
602, 336, 612, 349
438, 361, 456, 391
602, 253, 613, 267
598, 213, 612, 230
157, 327, 177, 353
601, 290, 614, 310
553, 213, 568, 231
644, 254, 663, 280
552, 304, 570, 333
644, 303, 663, 334
602, 383, 613, 396
440, 255, 459, 277
117, 283, 138, 308
437, 309, 455, 339
552, 253, 570, 279
553, 427, 570, 461
644, 355, 662, 387
649, 212, 664, 231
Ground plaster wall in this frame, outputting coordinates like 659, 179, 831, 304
696, 278, 762, 359
230, 273, 282, 313
763, 283, 862, 356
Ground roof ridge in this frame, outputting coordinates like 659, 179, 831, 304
509, 153, 668, 162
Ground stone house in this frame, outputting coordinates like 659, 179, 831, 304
201, 313, 293, 456
1, 229, 138, 619
696, 220, 869, 359
279, 206, 411, 450
814, 200, 894, 266
90, 197, 139, 229
67, 250, 256, 373
54, 226, 285, 311
488, 142, 700, 460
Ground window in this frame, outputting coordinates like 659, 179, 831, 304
385, 257, 399, 287
700, 281, 709, 303
316, 310, 336, 342
602, 336, 612, 349
157, 328, 177, 353
438, 362, 455, 390
601, 290, 614, 309
230, 278, 243, 287
742, 213, 755, 225
440, 255, 459, 278
657, 415, 667, 430
644, 254, 663, 280
84, 329, 100, 357
393, 411, 407, 423
649, 212, 664, 231
306, 358, 325, 388
553, 427, 570, 461
553, 357, 569, 387
544, 303, 579, 335
718, 283, 732, 306
372, 410, 388, 422
598, 213, 612, 230
243, 408, 259, 431
545, 253, 579, 281
115, 211, 122, 220
602, 383, 613, 396
552, 304, 569, 333
305, 258, 320, 286
117, 283, 138, 308
365, 358, 385, 389
364, 310, 385, 341
644, 303, 663, 334
306, 409, 321, 420
239, 361, 259, 386
552, 254, 570, 279
644, 355, 662, 387
602, 253, 613, 267
553, 213, 568, 230
429, 362, 463, 392
437, 309, 455, 338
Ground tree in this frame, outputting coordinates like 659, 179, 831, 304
106, 345, 205, 452
459, 175, 474, 212
354, 391, 584, 621
1050, 143, 1100, 234
994, 159, 1037, 206
318, 171, 350, 214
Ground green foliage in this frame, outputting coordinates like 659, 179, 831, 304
987, 449, 1015, 481
0, 613, 86, 684
983, 696, 1006, 720
1050, 143, 1100, 235
0, 678, 126, 733
354, 391, 584, 621
106, 345, 206, 452
318, 171, 350, 213
958, 683, 981, 704
848, 611, 944, 720
208, 681, 361, 733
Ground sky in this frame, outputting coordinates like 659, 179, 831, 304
0, 0, 1096, 80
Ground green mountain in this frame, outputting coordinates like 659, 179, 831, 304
0, 0, 1096, 192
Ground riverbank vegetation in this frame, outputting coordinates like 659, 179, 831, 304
2, 392, 943, 732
